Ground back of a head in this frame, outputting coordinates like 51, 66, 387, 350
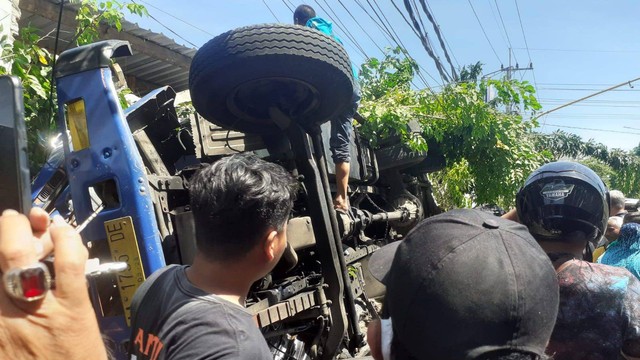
293, 4, 316, 25
516, 161, 609, 246
189, 153, 296, 261
478, 351, 549, 360
610, 190, 626, 214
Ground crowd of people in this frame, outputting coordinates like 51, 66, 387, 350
2, 4, 640, 360
2, 156, 640, 360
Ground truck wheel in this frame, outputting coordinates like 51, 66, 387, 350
189, 23, 354, 134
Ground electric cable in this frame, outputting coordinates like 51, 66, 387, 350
372, 0, 439, 86
138, 0, 215, 37
542, 123, 640, 135
48, 0, 65, 131
336, 0, 386, 54
355, 0, 435, 89
493, 0, 518, 64
280, 0, 293, 12
131, 0, 198, 48
386, 0, 439, 87
403, 0, 451, 82
467, 0, 502, 64
419, 0, 458, 80
313, 0, 370, 60
513, 0, 538, 100
263, 0, 281, 22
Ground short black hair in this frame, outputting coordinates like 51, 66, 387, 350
189, 153, 296, 261
392, 335, 548, 360
294, 4, 316, 25
478, 350, 549, 360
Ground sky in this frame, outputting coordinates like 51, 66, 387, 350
128, 0, 640, 151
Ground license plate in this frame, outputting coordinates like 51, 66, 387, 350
104, 216, 146, 326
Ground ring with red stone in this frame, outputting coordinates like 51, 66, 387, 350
3, 263, 51, 302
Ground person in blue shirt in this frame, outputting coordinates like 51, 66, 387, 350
294, 4, 360, 211
599, 222, 640, 280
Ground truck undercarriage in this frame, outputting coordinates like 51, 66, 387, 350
31, 24, 446, 359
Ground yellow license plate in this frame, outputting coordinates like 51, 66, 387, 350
104, 216, 146, 326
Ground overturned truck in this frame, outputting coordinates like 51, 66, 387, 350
32, 24, 445, 359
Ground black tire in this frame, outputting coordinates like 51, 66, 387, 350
189, 23, 354, 134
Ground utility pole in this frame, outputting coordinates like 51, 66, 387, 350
484, 48, 534, 113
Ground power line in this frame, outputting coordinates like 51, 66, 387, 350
542, 123, 640, 135
357, 0, 435, 89
314, 0, 370, 60
402, 0, 451, 82
513, 1, 531, 63
370, 0, 435, 90
493, 0, 517, 64
513, 47, 640, 53
486, 0, 508, 50
263, 0, 281, 22
419, 0, 458, 80
543, 114, 640, 118
138, 0, 214, 37
541, 98, 640, 103
424, 0, 460, 68
538, 87, 640, 91
131, 0, 198, 48
281, 0, 293, 12
513, 0, 538, 96
540, 103, 640, 108
539, 83, 625, 86
335, 0, 386, 55
467, 0, 502, 64
381, 1, 437, 89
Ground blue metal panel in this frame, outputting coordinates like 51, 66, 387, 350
56, 62, 165, 356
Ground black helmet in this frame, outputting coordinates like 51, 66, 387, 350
516, 161, 609, 244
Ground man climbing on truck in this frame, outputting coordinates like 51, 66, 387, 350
294, 4, 360, 211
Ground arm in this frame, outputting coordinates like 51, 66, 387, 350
501, 208, 520, 223
0, 209, 107, 360
368, 319, 383, 360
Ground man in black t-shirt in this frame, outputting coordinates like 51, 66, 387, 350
130, 154, 297, 359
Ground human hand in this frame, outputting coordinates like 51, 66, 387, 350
501, 208, 520, 223
0, 208, 108, 360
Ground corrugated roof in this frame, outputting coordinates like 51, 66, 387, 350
19, 0, 195, 94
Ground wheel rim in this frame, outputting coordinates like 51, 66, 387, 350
227, 77, 321, 125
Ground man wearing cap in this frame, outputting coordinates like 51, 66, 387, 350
367, 209, 559, 360
516, 161, 640, 359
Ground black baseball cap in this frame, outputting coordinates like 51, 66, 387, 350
369, 209, 559, 359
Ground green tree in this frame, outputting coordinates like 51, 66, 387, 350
537, 130, 640, 197
0, 0, 147, 172
357, 48, 551, 209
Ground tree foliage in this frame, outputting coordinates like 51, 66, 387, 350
0, 0, 146, 172
536, 130, 640, 197
357, 48, 551, 209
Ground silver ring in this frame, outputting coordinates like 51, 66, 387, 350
3, 263, 51, 302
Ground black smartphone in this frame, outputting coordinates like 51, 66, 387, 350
0, 75, 31, 214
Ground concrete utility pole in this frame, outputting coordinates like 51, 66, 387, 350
484, 48, 534, 113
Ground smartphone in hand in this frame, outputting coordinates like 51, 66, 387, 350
0, 75, 31, 214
